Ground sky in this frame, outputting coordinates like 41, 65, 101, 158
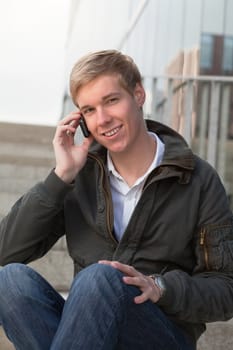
0, 0, 71, 126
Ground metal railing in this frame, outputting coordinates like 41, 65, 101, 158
143, 75, 233, 198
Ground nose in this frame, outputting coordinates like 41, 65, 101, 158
96, 107, 111, 125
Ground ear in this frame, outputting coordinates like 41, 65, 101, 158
134, 83, 146, 107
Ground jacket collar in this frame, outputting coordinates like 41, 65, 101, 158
89, 119, 195, 174
146, 120, 195, 171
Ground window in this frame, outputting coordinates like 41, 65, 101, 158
200, 34, 214, 70
222, 36, 233, 73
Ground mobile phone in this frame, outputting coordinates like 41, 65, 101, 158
79, 115, 90, 137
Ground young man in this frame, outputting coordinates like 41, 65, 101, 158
0, 50, 233, 350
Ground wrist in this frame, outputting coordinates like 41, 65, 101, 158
54, 167, 75, 184
149, 274, 167, 299
44, 170, 74, 204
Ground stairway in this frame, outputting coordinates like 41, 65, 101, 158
0, 122, 232, 349
0, 122, 73, 291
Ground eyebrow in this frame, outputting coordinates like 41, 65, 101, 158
102, 92, 121, 101
80, 92, 121, 112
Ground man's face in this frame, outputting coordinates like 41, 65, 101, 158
75, 74, 145, 155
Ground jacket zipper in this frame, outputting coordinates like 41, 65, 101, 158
200, 228, 209, 270
88, 154, 117, 244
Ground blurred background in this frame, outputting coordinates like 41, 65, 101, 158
0, 1, 233, 348
0, 0, 232, 195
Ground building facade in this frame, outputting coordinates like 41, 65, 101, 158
62, 0, 233, 202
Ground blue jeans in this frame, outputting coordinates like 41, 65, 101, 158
0, 263, 195, 350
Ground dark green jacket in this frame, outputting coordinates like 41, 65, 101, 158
1, 120, 233, 343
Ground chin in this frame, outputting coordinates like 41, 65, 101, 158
109, 145, 127, 154
101, 138, 126, 152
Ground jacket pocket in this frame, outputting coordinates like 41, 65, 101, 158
193, 220, 233, 273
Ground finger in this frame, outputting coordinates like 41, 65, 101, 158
122, 275, 143, 286
55, 112, 83, 137
66, 120, 78, 136
98, 260, 121, 270
98, 260, 130, 272
53, 124, 72, 142
54, 124, 76, 142
134, 292, 149, 304
98, 260, 121, 266
98, 260, 113, 265
59, 111, 81, 127
112, 262, 138, 276
99, 261, 138, 277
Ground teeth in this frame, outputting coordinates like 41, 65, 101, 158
105, 127, 120, 137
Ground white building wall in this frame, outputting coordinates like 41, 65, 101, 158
64, 0, 232, 89
183, 0, 202, 49
202, 0, 226, 34
65, 0, 131, 74
225, 0, 233, 35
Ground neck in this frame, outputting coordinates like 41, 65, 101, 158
110, 131, 156, 187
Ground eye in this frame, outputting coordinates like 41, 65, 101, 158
106, 97, 119, 105
82, 107, 94, 116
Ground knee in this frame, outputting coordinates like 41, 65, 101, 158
0, 263, 34, 298
0, 264, 29, 316
80, 263, 123, 283
72, 263, 124, 295
69, 263, 140, 313
0, 263, 26, 285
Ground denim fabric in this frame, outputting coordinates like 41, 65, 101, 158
0, 263, 195, 350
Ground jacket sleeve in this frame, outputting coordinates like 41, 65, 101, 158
0, 171, 73, 266
158, 160, 233, 323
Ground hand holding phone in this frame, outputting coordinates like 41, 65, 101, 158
79, 115, 90, 137
55, 113, 92, 183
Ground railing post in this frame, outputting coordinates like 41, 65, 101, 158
218, 84, 230, 183
198, 83, 209, 159
183, 80, 194, 145
164, 78, 173, 127
207, 81, 221, 168
151, 77, 157, 121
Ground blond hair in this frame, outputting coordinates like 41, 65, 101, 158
70, 50, 142, 102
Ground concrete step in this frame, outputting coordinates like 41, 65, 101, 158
0, 122, 72, 294
0, 327, 14, 349
29, 249, 73, 292
0, 164, 51, 195
197, 319, 233, 349
0, 122, 55, 145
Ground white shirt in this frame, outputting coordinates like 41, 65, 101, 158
107, 132, 165, 241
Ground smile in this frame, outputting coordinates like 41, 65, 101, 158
103, 126, 121, 137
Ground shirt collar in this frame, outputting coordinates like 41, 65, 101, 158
107, 132, 165, 186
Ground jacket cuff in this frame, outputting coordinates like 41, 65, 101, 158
156, 271, 183, 309
44, 170, 74, 204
